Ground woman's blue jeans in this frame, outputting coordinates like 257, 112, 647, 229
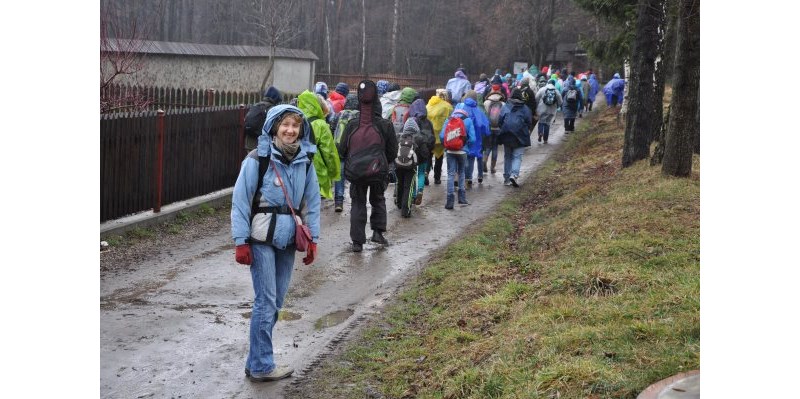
446, 152, 466, 199
502, 144, 526, 181
465, 155, 483, 181
246, 244, 295, 374
334, 161, 346, 203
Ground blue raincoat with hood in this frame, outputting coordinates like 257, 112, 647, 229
455, 97, 491, 158
588, 74, 600, 102
231, 105, 321, 249
603, 73, 625, 103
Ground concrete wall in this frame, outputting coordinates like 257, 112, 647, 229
111, 54, 315, 95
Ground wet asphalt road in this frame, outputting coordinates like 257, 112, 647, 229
101, 121, 570, 398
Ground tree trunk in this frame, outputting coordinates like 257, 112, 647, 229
260, 43, 275, 92
622, 0, 663, 167
651, 0, 673, 145
325, 13, 331, 73
662, 0, 699, 177
651, 103, 670, 165
390, 0, 399, 73
693, 85, 700, 154
361, 0, 366, 74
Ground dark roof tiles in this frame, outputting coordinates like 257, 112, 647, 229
102, 39, 318, 60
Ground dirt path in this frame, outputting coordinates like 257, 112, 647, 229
101, 120, 573, 398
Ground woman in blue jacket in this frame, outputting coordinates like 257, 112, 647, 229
230, 104, 321, 382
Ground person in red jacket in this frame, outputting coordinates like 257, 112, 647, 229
329, 82, 348, 114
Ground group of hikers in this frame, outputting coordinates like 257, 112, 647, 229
231, 65, 622, 382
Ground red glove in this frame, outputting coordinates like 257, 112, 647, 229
303, 242, 317, 265
235, 244, 252, 265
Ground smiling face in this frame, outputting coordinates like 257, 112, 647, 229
275, 113, 303, 145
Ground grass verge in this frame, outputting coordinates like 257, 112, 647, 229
294, 106, 700, 399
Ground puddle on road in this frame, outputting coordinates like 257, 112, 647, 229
314, 309, 354, 330
279, 311, 302, 321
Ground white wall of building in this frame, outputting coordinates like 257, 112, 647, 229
110, 54, 315, 95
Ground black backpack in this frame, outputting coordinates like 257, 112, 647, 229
343, 118, 388, 184
244, 102, 270, 139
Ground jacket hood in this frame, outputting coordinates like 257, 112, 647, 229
546, 83, 556, 90
376, 80, 389, 96
297, 90, 325, 120
314, 82, 329, 98
409, 99, 427, 118
590, 74, 598, 81
344, 93, 359, 110
428, 95, 444, 107
613, 73, 621, 79
399, 87, 418, 104
357, 79, 382, 118
510, 87, 525, 103
464, 90, 477, 102
334, 82, 349, 96
257, 104, 315, 157
491, 75, 503, 85
263, 86, 282, 103
454, 70, 468, 80
387, 82, 401, 93
464, 97, 478, 108
486, 92, 505, 102
402, 117, 420, 136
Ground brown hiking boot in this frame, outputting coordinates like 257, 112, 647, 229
247, 366, 294, 382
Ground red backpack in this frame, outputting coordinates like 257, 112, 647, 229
442, 110, 469, 151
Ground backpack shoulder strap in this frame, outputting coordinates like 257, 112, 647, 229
251, 151, 271, 212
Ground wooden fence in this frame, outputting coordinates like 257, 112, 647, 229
100, 77, 449, 222
101, 84, 299, 114
100, 105, 250, 222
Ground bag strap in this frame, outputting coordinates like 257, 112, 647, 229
270, 159, 300, 222
252, 153, 271, 211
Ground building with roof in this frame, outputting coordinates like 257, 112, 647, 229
544, 42, 589, 73
102, 40, 318, 94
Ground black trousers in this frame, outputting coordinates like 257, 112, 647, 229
349, 182, 387, 244
395, 168, 415, 215
433, 154, 444, 182
564, 118, 575, 132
